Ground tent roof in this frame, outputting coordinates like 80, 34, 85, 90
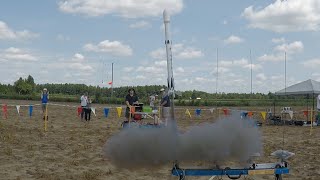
275, 79, 320, 95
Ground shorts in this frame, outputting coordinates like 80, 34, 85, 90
42, 103, 48, 112
161, 106, 171, 119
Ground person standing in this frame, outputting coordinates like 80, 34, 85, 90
160, 88, 171, 123
85, 96, 92, 121
41, 88, 49, 120
125, 88, 139, 121
80, 92, 88, 120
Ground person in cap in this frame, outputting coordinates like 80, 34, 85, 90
41, 88, 49, 120
125, 88, 139, 121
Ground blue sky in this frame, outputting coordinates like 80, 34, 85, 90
1, 0, 320, 93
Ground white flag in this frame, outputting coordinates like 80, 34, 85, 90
288, 111, 293, 120
91, 107, 96, 116
16, 105, 20, 114
209, 108, 215, 113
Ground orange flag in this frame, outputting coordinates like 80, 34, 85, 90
248, 111, 253, 118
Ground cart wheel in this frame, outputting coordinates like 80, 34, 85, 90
275, 174, 282, 180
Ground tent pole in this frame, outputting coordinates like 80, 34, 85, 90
307, 94, 309, 122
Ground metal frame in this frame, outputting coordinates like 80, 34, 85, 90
172, 162, 289, 180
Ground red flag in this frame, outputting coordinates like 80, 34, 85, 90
108, 81, 112, 85
2, 104, 8, 119
303, 110, 308, 116
77, 107, 83, 116
223, 108, 229, 116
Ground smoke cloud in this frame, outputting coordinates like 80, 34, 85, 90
103, 112, 262, 169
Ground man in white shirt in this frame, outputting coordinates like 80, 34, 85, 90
80, 92, 88, 120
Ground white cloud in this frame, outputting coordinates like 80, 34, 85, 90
149, 43, 204, 60
68, 63, 93, 71
258, 53, 284, 62
243, 0, 320, 32
224, 35, 244, 44
258, 41, 303, 62
83, 40, 133, 56
176, 48, 204, 59
302, 58, 320, 68
129, 21, 151, 29
0, 21, 38, 40
56, 34, 71, 41
274, 41, 304, 54
72, 53, 85, 62
154, 60, 167, 67
243, 64, 263, 71
256, 73, 267, 81
272, 37, 286, 44
123, 67, 134, 72
220, 58, 248, 67
176, 67, 184, 73
58, 0, 183, 18
1, 47, 38, 61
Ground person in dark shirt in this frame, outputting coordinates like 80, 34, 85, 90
125, 88, 139, 121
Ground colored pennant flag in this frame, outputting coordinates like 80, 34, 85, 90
116, 107, 122, 117
195, 109, 201, 116
241, 112, 248, 118
288, 111, 293, 120
77, 107, 83, 116
185, 109, 191, 118
108, 81, 112, 85
209, 108, 215, 113
29, 105, 33, 117
303, 110, 308, 116
104, 108, 109, 117
261, 111, 267, 121
223, 108, 229, 116
16, 105, 20, 115
91, 107, 96, 116
248, 111, 253, 118
2, 104, 8, 119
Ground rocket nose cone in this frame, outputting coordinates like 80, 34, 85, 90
163, 9, 170, 22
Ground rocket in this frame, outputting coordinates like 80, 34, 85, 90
163, 9, 175, 98
163, 9, 176, 121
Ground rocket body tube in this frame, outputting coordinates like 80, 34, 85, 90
163, 10, 174, 97
163, 9, 176, 122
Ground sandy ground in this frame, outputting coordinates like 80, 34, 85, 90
0, 99, 319, 180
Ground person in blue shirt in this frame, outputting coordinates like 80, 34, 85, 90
41, 88, 49, 120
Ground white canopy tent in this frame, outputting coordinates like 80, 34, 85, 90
275, 79, 320, 95
275, 79, 320, 122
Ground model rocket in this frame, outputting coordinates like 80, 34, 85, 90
163, 10, 175, 98
163, 9, 176, 121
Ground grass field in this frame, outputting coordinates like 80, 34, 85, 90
0, 99, 319, 180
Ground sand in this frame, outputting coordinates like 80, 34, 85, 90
0, 99, 319, 180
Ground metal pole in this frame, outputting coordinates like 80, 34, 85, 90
111, 62, 113, 98
250, 49, 252, 94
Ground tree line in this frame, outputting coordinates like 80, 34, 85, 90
0, 75, 311, 106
